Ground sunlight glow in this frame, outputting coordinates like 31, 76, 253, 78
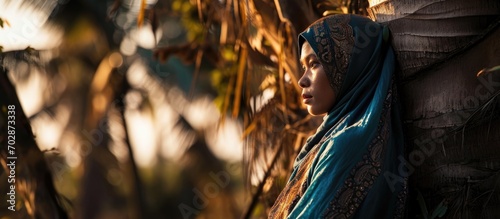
108, 108, 130, 164
130, 23, 162, 49
205, 117, 243, 162
122, 0, 158, 11
250, 88, 276, 113
184, 97, 221, 130
155, 104, 187, 161
184, 97, 243, 162
32, 112, 64, 151
127, 60, 149, 87
61, 132, 82, 168
161, 124, 196, 160
369, 0, 390, 7
8, 68, 47, 117
0, 0, 63, 51
126, 60, 243, 165
126, 108, 158, 167
120, 36, 137, 56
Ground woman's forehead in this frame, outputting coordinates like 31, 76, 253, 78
300, 42, 316, 61
301, 41, 311, 53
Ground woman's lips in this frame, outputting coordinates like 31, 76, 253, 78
302, 94, 312, 104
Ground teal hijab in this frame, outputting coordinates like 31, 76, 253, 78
269, 14, 407, 218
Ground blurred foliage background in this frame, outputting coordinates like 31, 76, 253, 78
0, 0, 251, 218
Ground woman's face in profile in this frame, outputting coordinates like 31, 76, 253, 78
298, 42, 337, 116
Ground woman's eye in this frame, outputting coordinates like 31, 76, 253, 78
309, 61, 319, 68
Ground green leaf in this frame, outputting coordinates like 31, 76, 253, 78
430, 200, 448, 219
486, 65, 500, 73
477, 65, 500, 76
417, 190, 429, 219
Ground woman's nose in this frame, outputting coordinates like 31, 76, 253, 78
298, 72, 310, 88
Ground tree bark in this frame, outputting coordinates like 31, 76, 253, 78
369, 0, 500, 217
399, 26, 500, 219
369, 0, 500, 77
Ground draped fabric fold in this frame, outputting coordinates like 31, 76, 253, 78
269, 14, 407, 219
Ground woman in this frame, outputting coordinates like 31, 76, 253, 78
269, 14, 407, 218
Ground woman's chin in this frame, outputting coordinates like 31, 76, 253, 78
307, 107, 325, 116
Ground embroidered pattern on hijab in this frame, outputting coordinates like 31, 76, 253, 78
311, 15, 354, 94
268, 14, 407, 219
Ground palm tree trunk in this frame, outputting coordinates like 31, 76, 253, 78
369, 0, 500, 217
399, 26, 500, 218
